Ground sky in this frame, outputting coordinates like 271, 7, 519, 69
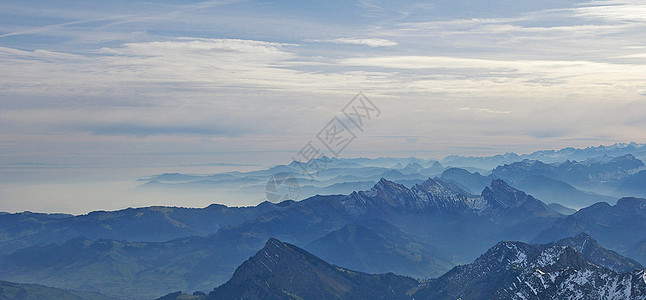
1, 0, 645, 213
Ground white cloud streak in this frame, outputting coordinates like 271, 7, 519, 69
308, 38, 398, 47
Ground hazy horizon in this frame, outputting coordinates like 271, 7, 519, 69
0, 141, 642, 215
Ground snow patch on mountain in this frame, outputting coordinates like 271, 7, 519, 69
534, 246, 567, 267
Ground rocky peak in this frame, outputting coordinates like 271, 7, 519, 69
616, 197, 646, 210
430, 161, 443, 169
367, 178, 413, 201
402, 162, 424, 173
413, 178, 467, 196
481, 179, 532, 209
485, 241, 545, 265
556, 232, 596, 252
374, 178, 402, 191
210, 238, 419, 300
554, 233, 643, 273
611, 154, 643, 167
532, 245, 590, 271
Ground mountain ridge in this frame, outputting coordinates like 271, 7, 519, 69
199, 234, 646, 300
533, 196, 646, 265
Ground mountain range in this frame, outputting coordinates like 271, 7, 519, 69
304, 218, 454, 278
492, 154, 644, 190
416, 236, 646, 300
5, 174, 646, 298
138, 145, 646, 212
0, 178, 563, 298
441, 142, 646, 169
0, 280, 114, 300
160, 233, 645, 299
533, 196, 646, 265
2, 175, 646, 298
0, 202, 279, 255
439, 154, 643, 208
2, 143, 646, 299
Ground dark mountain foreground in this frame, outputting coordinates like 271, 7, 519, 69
159, 234, 646, 300
0, 280, 115, 300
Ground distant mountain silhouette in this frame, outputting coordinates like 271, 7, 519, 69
441, 142, 646, 169
533, 197, 646, 265
305, 218, 453, 278
0, 202, 280, 255
618, 170, 646, 197
440, 166, 616, 208
493, 154, 644, 190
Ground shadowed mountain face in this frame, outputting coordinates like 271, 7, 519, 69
0, 236, 225, 299
547, 203, 576, 215
533, 197, 646, 265
0, 203, 280, 255
207, 238, 419, 300
304, 218, 454, 278
618, 170, 646, 198
202, 236, 646, 300
0, 280, 115, 300
482, 179, 544, 210
512, 175, 615, 209
551, 233, 642, 273
440, 167, 493, 194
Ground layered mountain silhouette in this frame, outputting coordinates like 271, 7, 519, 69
4, 144, 646, 299
304, 218, 453, 278
534, 196, 646, 265
3, 173, 646, 299
512, 175, 615, 209
441, 143, 646, 169
492, 154, 643, 190
442, 154, 642, 209
618, 170, 646, 197
0, 236, 234, 299
137, 145, 646, 213
0, 203, 280, 255
190, 234, 646, 300
0, 178, 563, 298
439, 167, 493, 194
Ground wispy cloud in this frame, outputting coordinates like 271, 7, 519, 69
574, 0, 646, 22
459, 107, 511, 114
308, 38, 397, 47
